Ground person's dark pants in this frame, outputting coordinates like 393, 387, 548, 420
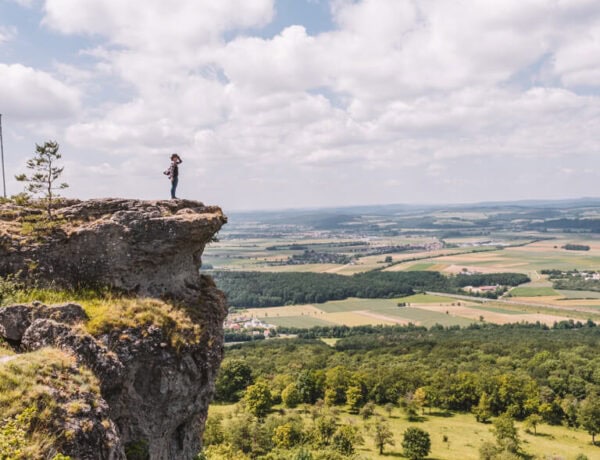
171, 177, 178, 199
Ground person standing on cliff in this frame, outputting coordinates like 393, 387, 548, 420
164, 153, 182, 199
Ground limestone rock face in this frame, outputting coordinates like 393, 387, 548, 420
0, 302, 87, 342
0, 199, 225, 299
0, 199, 228, 459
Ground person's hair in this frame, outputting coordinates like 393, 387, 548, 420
171, 153, 179, 159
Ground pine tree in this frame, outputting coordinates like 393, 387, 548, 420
15, 141, 68, 219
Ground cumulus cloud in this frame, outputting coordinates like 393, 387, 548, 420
43, 0, 274, 50
0, 63, 80, 119
4, 0, 599, 206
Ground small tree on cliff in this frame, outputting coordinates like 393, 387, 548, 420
15, 140, 68, 219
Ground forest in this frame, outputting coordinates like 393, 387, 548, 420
212, 271, 530, 307
541, 269, 600, 292
204, 323, 600, 459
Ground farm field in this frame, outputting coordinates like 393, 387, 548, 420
559, 289, 600, 299
207, 404, 598, 460
508, 286, 559, 296
379, 238, 600, 278
506, 296, 600, 315
204, 235, 445, 273
415, 303, 572, 325
237, 294, 586, 329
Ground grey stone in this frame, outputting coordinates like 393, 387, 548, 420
0, 199, 228, 459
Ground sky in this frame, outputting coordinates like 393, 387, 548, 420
0, 0, 599, 211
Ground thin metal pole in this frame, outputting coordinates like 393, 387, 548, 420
0, 114, 6, 198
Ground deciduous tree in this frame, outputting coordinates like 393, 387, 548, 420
524, 414, 543, 435
401, 427, 431, 460
578, 394, 600, 445
492, 414, 520, 454
215, 359, 253, 402
369, 417, 395, 454
474, 392, 493, 423
243, 379, 273, 419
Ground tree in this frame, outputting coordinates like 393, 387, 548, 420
15, 141, 68, 219
282, 383, 302, 408
312, 415, 338, 447
370, 417, 395, 454
492, 414, 520, 454
474, 392, 493, 423
272, 422, 302, 449
360, 402, 376, 420
346, 385, 364, 414
578, 394, 600, 445
401, 427, 431, 460
325, 366, 351, 405
413, 387, 427, 414
384, 402, 395, 418
523, 414, 543, 435
215, 359, 253, 402
203, 414, 225, 446
331, 425, 363, 456
561, 395, 579, 427
296, 370, 322, 404
243, 379, 273, 419
401, 393, 419, 421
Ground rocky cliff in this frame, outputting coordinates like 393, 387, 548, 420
0, 199, 228, 459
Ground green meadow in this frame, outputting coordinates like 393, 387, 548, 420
207, 404, 598, 460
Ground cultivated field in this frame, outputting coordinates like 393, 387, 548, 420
237, 294, 584, 329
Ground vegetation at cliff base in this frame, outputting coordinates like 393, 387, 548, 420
205, 323, 600, 458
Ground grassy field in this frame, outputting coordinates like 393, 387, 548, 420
398, 293, 463, 304
376, 237, 600, 278
558, 290, 600, 299
508, 286, 559, 297
265, 316, 336, 328
207, 404, 598, 460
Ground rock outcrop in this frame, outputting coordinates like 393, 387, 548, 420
0, 199, 228, 459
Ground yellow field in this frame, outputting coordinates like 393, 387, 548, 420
244, 304, 324, 318
238, 289, 595, 328
412, 304, 572, 326
321, 311, 405, 326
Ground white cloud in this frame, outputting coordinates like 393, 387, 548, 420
4, 0, 599, 207
0, 63, 80, 119
43, 0, 274, 49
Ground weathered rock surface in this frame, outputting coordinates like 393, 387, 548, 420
0, 199, 225, 299
0, 199, 228, 459
0, 302, 87, 342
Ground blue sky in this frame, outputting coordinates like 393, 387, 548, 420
1, 0, 600, 210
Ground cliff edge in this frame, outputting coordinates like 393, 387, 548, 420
0, 199, 228, 459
